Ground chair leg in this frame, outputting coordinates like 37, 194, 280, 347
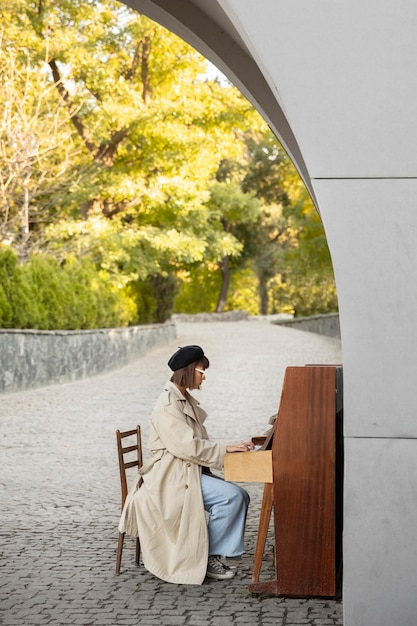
135, 537, 140, 567
116, 532, 125, 575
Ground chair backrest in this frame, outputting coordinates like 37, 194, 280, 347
116, 426, 143, 509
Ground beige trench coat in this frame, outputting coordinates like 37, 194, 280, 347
118, 381, 227, 585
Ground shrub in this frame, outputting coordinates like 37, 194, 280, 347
0, 248, 40, 328
0, 248, 137, 329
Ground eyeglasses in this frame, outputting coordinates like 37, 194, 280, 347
195, 368, 206, 376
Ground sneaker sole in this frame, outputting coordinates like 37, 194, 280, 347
205, 570, 236, 580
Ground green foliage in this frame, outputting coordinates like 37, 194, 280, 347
124, 280, 156, 325
174, 265, 260, 316
23, 256, 67, 329
270, 189, 339, 316
0, 248, 39, 327
268, 272, 338, 317
241, 134, 291, 207
149, 274, 178, 323
0, 248, 136, 329
125, 274, 178, 324
205, 181, 260, 263
0, 32, 83, 256
226, 267, 260, 315
0, 285, 12, 326
174, 267, 221, 314
124, 274, 179, 324
0, 1, 338, 328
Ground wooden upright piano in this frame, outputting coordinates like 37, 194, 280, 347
224, 364, 343, 598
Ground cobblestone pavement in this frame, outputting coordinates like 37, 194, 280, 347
0, 320, 343, 626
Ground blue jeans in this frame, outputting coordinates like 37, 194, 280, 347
201, 473, 250, 557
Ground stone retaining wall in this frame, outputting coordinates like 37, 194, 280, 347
172, 310, 340, 340
0, 322, 176, 394
273, 313, 340, 339
171, 310, 249, 322
0, 312, 339, 394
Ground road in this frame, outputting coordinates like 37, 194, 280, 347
0, 319, 343, 626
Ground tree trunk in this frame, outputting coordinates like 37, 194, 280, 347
141, 36, 153, 106
19, 175, 31, 261
258, 269, 269, 315
215, 256, 231, 313
49, 59, 128, 167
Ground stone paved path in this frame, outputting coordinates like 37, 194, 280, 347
0, 320, 343, 626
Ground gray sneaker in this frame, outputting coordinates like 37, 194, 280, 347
206, 556, 236, 580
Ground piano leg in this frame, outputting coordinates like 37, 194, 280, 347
251, 482, 273, 584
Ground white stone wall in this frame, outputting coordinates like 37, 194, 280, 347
0, 323, 176, 393
218, 3, 417, 624
274, 313, 340, 339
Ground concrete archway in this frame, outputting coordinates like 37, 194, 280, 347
123, 3, 417, 625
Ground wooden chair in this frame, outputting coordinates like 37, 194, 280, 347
115, 425, 143, 575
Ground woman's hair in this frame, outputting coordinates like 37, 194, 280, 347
170, 355, 210, 390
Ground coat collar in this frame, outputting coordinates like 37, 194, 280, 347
164, 380, 206, 424
164, 379, 187, 401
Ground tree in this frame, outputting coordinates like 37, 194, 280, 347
238, 131, 338, 316
1, 0, 262, 322
1, 0, 336, 326
0, 39, 82, 259
204, 181, 260, 312
240, 133, 293, 313
277, 187, 338, 316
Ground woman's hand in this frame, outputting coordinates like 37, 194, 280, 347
226, 441, 255, 453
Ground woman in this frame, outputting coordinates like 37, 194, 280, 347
118, 344, 255, 585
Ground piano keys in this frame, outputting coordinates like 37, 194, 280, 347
224, 364, 343, 598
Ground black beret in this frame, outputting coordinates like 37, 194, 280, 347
168, 345, 204, 371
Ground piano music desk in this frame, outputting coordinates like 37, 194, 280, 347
224, 450, 272, 484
